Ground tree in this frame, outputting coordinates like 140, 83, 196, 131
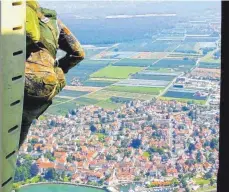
185, 159, 196, 166
71, 109, 77, 115
106, 154, 116, 161
124, 151, 131, 158
30, 138, 38, 145
171, 178, 179, 186
67, 156, 73, 163
16, 159, 21, 167
44, 152, 55, 162
134, 176, 141, 181
121, 140, 129, 148
14, 166, 30, 182
182, 106, 189, 111
61, 171, 66, 180
210, 138, 218, 149
204, 171, 213, 180
188, 143, 196, 153
161, 170, 166, 177
147, 115, 153, 121
196, 151, 202, 163
185, 187, 190, 192
37, 146, 41, 152
188, 110, 194, 119
204, 140, 210, 147
27, 145, 33, 152
157, 148, 164, 155
181, 178, 187, 188
30, 163, 39, 177
45, 168, 56, 180
131, 139, 142, 149
152, 123, 158, 130
50, 120, 56, 127
90, 124, 97, 133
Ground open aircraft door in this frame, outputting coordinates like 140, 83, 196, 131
0, 0, 26, 191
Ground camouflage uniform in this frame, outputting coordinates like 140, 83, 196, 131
19, 19, 85, 147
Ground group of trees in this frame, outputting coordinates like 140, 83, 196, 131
14, 154, 72, 185
148, 146, 165, 155
44, 169, 71, 182
106, 154, 117, 161
131, 138, 142, 149
44, 152, 56, 162
90, 124, 97, 133
15, 155, 39, 182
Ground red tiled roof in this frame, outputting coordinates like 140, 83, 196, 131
38, 162, 54, 169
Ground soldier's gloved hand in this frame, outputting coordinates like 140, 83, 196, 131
58, 54, 78, 73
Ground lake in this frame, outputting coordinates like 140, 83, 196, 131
18, 184, 106, 192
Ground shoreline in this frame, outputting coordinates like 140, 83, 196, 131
18, 182, 110, 191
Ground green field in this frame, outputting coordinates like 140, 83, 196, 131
200, 51, 220, 63
86, 90, 154, 101
45, 103, 75, 115
75, 97, 99, 106
149, 68, 176, 73
193, 178, 210, 185
45, 97, 76, 115
96, 99, 123, 110
112, 59, 157, 67
52, 97, 71, 104
89, 78, 120, 82
106, 86, 164, 95
90, 66, 143, 79
191, 186, 216, 192
159, 97, 207, 105
168, 52, 201, 59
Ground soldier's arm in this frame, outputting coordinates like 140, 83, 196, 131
57, 19, 85, 73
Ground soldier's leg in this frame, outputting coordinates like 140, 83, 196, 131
19, 100, 52, 148
20, 51, 66, 148
19, 113, 33, 148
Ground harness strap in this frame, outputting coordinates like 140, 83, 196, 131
36, 10, 59, 48
27, 4, 59, 48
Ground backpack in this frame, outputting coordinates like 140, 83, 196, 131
26, 1, 60, 58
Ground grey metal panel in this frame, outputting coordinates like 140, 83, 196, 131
0, 1, 26, 192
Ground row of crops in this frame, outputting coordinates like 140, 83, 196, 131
112, 59, 157, 67
66, 59, 112, 84
148, 58, 196, 72
114, 79, 170, 88
163, 90, 208, 100
131, 71, 178, 81
199, 62, 220, 69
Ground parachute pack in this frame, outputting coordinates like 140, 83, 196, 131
26, 1, 60, 57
